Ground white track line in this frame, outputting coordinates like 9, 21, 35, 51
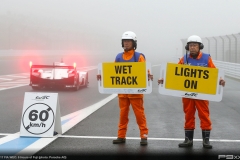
0, 133, 20, 145
0, 84, 29, 91
0, 83, 28, 85
57, 136, 240, 142
0, 82, 28, 84
0, 133, 239, 143
0, 133, 17, 136
6, 75, 28, 78
0, 78, 12, 80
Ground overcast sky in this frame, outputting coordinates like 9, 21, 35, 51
1, 0, 240, 62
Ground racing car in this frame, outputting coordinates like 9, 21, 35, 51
29, 61, 88, 91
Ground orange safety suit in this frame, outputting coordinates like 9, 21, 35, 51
178, 52, 216, 130
115, 49, 148, 139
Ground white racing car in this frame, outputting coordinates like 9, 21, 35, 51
29, 61, 88, 91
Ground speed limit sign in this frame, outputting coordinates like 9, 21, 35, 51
20, 92, 62, 137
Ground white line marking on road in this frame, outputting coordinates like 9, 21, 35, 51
49, 135, 240, 142
0, 133, 20, 145
0, 83, 27, 86
6, 75, 27, 78
2, 73, 28, 76
1, 133, 240, 143
0, 84, 28, 91
1, 82, 28, 84
0, 133, 16, 136
0, 78, 12, 80
60, 94, 118, 133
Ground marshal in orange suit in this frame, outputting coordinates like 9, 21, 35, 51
97, 31, 153, 146
158, 35, 225, 149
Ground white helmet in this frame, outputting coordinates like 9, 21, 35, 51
187, 35, 202, 44
122, 31, 137, 41
185, 35, 204, 50
121, 31, 137, 49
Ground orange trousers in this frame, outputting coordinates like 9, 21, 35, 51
118, 98, 148, 138
182, 98, 212, 130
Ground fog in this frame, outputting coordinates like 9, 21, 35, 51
0, 0, 240, 63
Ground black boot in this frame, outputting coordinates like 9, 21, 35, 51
140, 138, 148, 146
178, 130, 194, 147
113, 138, 126, 144
202, 130, 212, 149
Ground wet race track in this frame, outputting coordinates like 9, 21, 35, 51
0, 53, 239, 160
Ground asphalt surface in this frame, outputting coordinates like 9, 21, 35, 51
0, 53, 239, 160
39, 70, 240, 159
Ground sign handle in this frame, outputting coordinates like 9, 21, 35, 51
161, 70, 164, 87
98, 69, 102, 87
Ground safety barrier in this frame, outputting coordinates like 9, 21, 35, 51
213, 60, 240, 79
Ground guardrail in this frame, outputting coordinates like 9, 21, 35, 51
213, 60, 240, 79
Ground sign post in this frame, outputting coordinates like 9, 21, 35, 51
159, 62, 224, 102
98, 62, 152, 94
20, 92, 62, 137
